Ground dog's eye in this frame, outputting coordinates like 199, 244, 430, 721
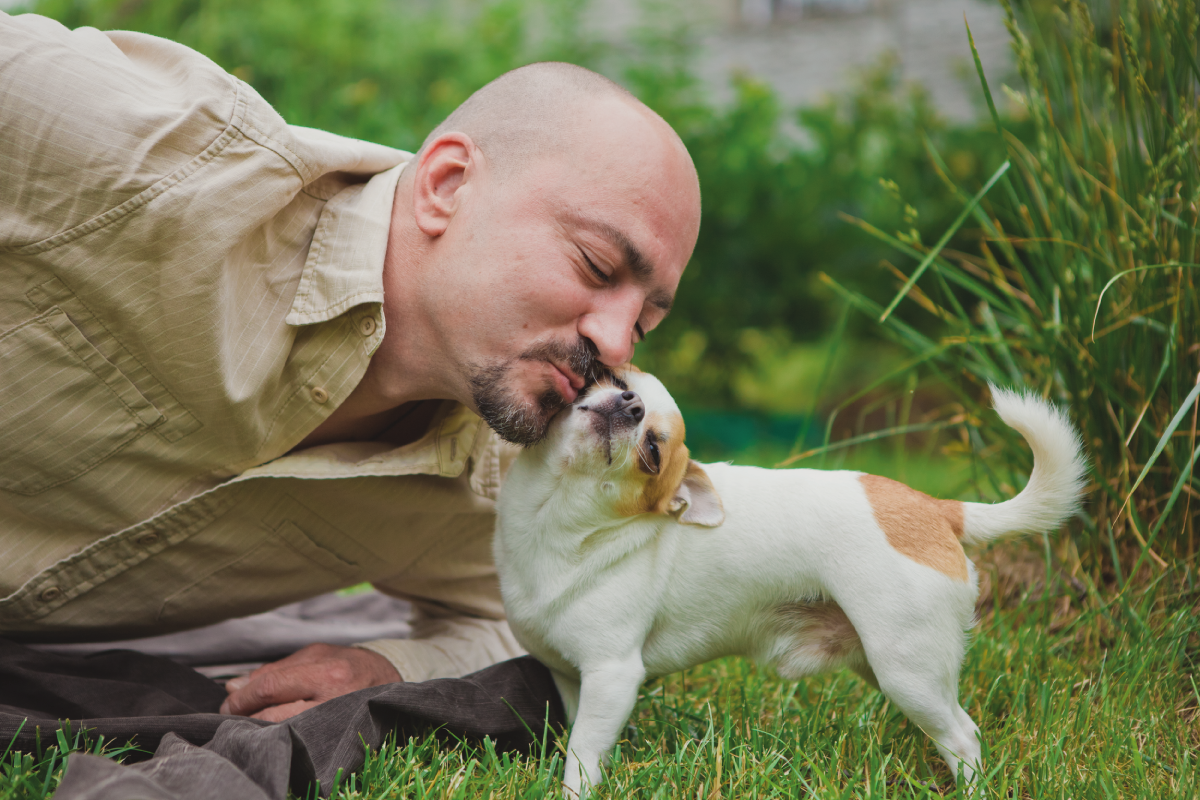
637, 432, 662, 475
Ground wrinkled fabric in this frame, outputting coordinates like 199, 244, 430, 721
0, 640, 565, 800
0, 10, 522, 682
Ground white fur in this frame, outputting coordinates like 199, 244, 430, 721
960, 384, 1089, 545
494, 374, 1085, 797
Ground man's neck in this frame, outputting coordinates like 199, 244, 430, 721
295, 397, 442, 451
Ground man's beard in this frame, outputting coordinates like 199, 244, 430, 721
469, 338, 605, 446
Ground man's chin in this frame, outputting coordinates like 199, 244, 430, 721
475, 388, 566, 447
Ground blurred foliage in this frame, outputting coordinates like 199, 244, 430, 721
31, 0, 601, 150
634, 52, 1017, 409
29, 0, 1019, 413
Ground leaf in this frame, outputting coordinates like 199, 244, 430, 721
1090, 263, 1200, 341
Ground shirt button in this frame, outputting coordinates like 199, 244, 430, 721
359, 317, 377, 337
136, 532, 160, 547
311, 386, 330, 404
39, 586, 63, 603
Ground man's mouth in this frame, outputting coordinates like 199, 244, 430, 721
549, 361, 584, 404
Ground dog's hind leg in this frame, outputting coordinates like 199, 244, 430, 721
867, 652, 982, 787
562, 656, 646, 799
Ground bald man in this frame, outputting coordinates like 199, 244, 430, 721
0, 14, 699, 721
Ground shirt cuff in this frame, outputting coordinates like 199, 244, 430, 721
353, 616, 526, 682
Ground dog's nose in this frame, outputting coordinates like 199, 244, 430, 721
618, 391, 644, 422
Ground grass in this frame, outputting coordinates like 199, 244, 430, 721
0, 727, 144, 800
7, 563, 1195, 800
308, 571, 1200, 799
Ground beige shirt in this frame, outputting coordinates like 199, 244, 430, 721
0, 13, 524, 681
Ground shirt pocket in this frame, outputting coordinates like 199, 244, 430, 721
0, 307, 164, 496
155, 499, 364, 630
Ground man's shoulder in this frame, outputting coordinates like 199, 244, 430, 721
0, 17, 243, 248
0, 15, 408, 249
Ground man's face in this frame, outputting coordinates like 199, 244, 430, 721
424, 98, 701, 445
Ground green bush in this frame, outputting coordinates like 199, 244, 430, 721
29, 0, 600, 150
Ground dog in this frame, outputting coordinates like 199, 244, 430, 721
494, 368, 1086, 797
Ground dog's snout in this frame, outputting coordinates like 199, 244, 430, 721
618, 391, 645, 422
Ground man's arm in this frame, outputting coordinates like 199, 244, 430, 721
218, 610, 525, 721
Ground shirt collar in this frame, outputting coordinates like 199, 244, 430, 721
285, 160, 409, 326
235, 402, 508, 500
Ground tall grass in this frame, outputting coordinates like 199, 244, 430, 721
810, 0, 1200, 588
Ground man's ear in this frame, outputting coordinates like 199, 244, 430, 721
667, 460, 724, 527
412, 132, 474, 237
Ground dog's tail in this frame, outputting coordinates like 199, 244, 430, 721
958, 385, 1088, 547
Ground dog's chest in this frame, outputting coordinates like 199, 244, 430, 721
499, 533, 668, 669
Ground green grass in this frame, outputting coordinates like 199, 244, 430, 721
0, 727, 145, 800
320, 569, 1200, 799
8, 567, 1195, 800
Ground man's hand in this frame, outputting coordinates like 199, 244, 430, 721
219, 643, 402, 721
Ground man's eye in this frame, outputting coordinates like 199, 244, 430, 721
583, 252, 610, 283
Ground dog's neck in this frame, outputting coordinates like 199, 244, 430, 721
501, 448, 669, 559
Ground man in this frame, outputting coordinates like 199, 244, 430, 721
0, 13, 700, 721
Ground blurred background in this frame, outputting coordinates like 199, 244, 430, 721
8, 0, 1198, 596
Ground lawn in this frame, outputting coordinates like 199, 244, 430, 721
5, 553, 1196, 799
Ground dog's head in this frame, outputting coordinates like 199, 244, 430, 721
533, 367, 724, 527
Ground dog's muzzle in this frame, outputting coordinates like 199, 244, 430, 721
578, 390, 644, 423
577, 390, 645, 458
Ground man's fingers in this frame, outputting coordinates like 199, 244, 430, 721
217, 644, 402, 717
250, 699, 320, 722
219, 663, 325, 716
223, 653, 302, 696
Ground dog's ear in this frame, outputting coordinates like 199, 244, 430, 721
668, 460, 724, 527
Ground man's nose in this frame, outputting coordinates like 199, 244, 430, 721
578, 303, 639, 367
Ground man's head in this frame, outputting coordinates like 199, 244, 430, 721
383, 62, 701, 445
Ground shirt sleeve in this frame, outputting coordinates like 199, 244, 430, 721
353, 603, 527, 682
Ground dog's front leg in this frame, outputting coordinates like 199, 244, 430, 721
561, 656, 645, 799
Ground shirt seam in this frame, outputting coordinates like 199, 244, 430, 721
26, 278, 203, 444
5, 77, 249, 256
233, 111, 316, 185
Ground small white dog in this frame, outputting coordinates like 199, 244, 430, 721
494, 369, 1086, 797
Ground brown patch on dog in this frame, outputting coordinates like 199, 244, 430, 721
615, 410, 690, 518
859, 474, 968, 582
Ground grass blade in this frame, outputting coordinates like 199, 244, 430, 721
878, 160, 1011, 323
966, 14, 1005, 138
1090, 263, 1200, 340
777, 420, 956, 467
1116, 378, 1200, 524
